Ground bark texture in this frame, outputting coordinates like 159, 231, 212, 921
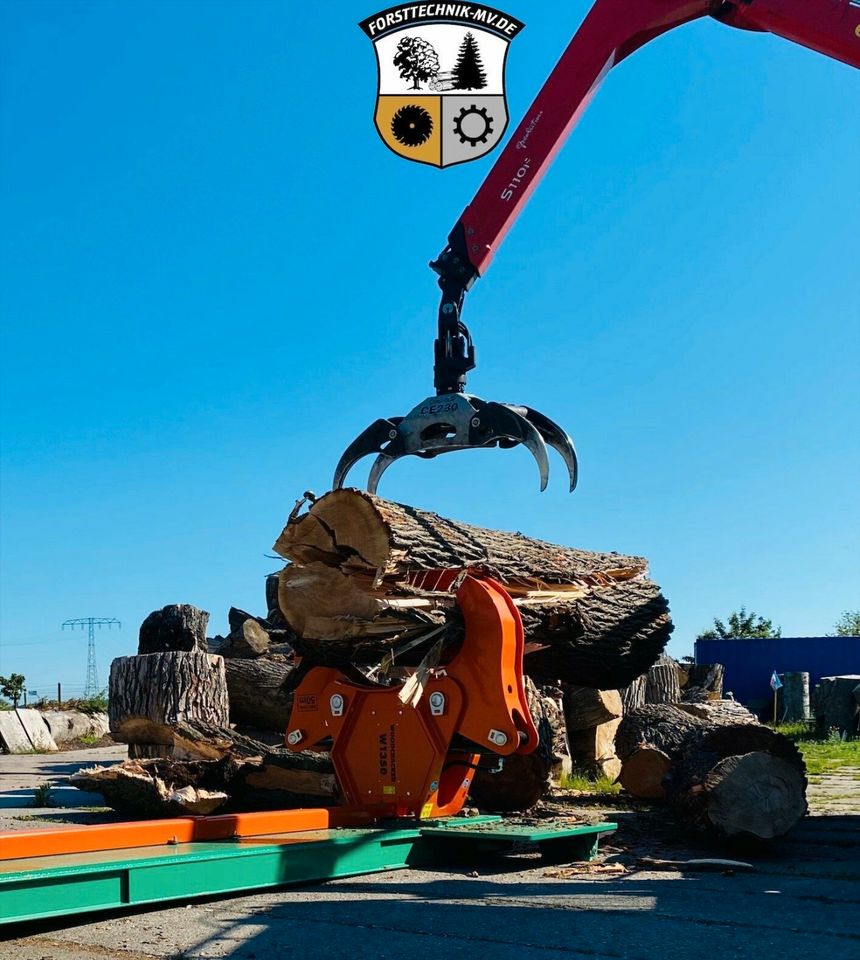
109, 651, 229, 745
274, 489, 647, 586
644, 654, 681, 704
664, 724, 807, 839
138, 604, 209, 654
224, 657, 294, 733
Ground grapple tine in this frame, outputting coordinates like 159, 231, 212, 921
478, 402, 551, 491
521, 406, 579, 492
333, 418, 400, 490
367, 454, 398, 495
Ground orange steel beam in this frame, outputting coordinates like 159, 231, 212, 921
0, 807, 373, 862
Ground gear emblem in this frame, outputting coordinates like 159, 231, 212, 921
391, 104, 434, 147
453, 104, 493, 147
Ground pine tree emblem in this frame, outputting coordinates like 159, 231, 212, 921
452, 33, 487, 90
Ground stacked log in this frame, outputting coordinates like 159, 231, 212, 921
812, 675, 860, 739
109, 606, 230, 759
73, 720, 337, 816
563, 686, 623, 780
615, 704, 807, 838
681, 662, 725, 703
272, 489, 672, 690
644, 654, 681, 704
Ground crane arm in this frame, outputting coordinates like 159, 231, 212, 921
433, 0, 860, 296
335, 0, 858, 494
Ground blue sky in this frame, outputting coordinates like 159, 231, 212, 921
1, 0, 858, 698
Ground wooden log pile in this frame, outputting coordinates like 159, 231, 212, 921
272, 489, 672, 690
92, 490, 676, 815
615, 703, 807, 839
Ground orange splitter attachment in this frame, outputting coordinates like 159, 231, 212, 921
284, 575, 538, 819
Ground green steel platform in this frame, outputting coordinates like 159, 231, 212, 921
0, 818, 616, 926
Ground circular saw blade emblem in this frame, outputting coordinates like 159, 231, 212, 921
391, 104, 434, 146
360, 4, 525, 168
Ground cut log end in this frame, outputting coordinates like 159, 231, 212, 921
618, 747, 672, 799
704, 752, 807, 839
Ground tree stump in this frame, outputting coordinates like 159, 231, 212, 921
109, 651, 229, 747
812, 675, 860, 738
644, 654, 681, 704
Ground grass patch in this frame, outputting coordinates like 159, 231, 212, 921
78, 734, 102, 745
31, 782, 55, 807
800, 741, 860, 777
773, 723, 860, 776
559, 769, 621, 795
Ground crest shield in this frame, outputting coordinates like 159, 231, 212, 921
360, 4, 525, 168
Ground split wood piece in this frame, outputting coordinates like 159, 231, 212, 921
224, 657, 295, 733
277, 562, 671, 689
534, 682, 572, 780
274, 489, 647, 586
619, 675, 646, 712
469, 678, 556, 812
171, 719, 337, 801
812, 675, 860, 739
681, 663, 724, 702
676, 700, 758, 725
614, 704, 706, 799
563, 687, 622, 731
644, 654, 681, 705
70, 760, 229, 817
109, 651, 229, 745
566, 718, 622, 781
664, 724, 807, 839
216, 608, 272, 658
138, 604, 209, 655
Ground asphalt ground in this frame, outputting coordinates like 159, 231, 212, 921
1, 747, 858, 960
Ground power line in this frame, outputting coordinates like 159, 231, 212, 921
61, 617, 121, 697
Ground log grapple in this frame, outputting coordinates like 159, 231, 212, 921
335, 0, 859, 494
283, 575, 539, 818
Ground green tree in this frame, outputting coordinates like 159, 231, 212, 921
0, 673, 26, 708
696, 606, 781, 641
830, 610, 860, 636
452, 32, 487, 90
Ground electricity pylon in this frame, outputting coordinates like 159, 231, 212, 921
62, 617, 121, 698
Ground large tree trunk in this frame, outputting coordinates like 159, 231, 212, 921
664, 725, 807, 839
275, 558, 671, 689
274, 489, 648, 586
615, 704, 704, 799
109, 651, 229, 746
224, 657, 294, 733
616, 704, 807, 838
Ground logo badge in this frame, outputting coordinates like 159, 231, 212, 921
359, 3, 525, 168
